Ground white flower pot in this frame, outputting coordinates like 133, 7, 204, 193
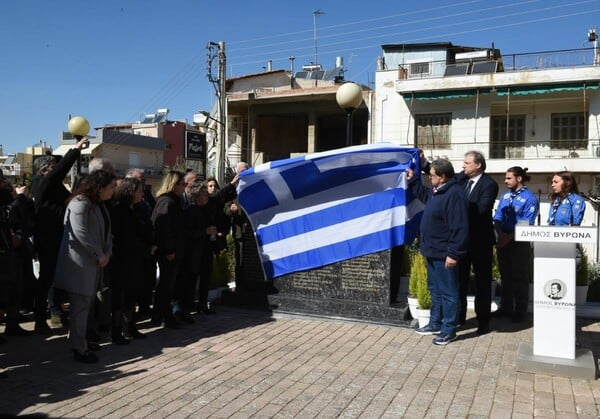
576, 285, 589, 305
407, 296, 419, 319
415, 307, 431, 328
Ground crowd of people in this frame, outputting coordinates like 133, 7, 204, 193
408, 150, 586, 345
0, 141, 589, 356
0, 139, 249, 363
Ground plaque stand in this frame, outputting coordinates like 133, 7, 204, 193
514, 226, 597, 379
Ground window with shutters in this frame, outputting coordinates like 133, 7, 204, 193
551, 112, 587, 149
415, 113, 451, 149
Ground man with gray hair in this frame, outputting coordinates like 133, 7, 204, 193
456, 151, 498, 335
88, 157, 115, 175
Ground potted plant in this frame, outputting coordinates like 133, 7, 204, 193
587, 262, 600, 302
208, 236, 235, 301
409, 251, 431, 326
575, 245, 589, 304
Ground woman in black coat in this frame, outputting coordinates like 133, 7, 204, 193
174, 181, 217, 320
151, 171, 186, 328
110, 178, 150, 342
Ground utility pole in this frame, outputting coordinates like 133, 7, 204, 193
313, 9, 325, 87
206, 41, 227, 183
218, 41, 227, 184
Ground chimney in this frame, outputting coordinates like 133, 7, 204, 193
267, 60, 273, 72
335, 56, 344, 68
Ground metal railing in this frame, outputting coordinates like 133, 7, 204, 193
502, 47, 599, 72
416, 139, 600, 160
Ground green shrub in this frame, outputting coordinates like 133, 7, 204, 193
208, 235, 235, 289
409, 251, 430, 309
587, 262, 600, 302
576, 245, 589, 286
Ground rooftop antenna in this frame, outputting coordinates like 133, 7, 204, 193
313, 9, 325, 87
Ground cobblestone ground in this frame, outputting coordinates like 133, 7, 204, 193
0, 308, 599, 418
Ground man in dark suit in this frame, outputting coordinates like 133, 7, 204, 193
456, 151, 498, 335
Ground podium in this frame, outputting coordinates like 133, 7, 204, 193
514, 225, 597, 379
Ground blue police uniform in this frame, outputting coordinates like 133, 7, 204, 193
547, 193, 586, 226
493, 186, 539, 319
493, 186, 539, 232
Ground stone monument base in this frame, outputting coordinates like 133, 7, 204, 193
266, 248, 413, 327
268, 294, 412, 327
516, 343, 597, 380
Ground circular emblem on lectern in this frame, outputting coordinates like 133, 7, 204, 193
544, 279, 566, 300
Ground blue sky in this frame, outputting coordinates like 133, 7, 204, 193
1, 0, 599, 153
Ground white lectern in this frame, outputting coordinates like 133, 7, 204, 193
514, 225, 597, 379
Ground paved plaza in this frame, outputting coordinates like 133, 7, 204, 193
1, 307, 599, 418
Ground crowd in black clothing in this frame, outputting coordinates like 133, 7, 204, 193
0, 141, 244, 363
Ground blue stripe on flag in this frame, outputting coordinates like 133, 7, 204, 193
281, 160, 399, 200
238, 179, 279, 215
256, 188, 410, 246
262, 217, 422, 278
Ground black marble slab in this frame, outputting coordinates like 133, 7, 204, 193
268, 248, 412, 327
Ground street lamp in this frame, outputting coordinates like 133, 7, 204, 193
67, 115, 90, 174
336, 82, 363, 147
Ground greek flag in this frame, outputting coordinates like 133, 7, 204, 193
237, 143, 424, 279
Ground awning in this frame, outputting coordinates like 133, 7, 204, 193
496, 83, 600, 96
404, 88, 492, 100
403, 82, 600, 100
52, 143, 101, 156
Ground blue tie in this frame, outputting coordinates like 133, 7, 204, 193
466, 180, 474, 196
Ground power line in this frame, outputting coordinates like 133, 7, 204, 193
134, 0, 598, 117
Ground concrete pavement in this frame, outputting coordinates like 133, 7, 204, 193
0, 307, 599, 418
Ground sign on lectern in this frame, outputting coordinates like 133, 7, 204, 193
515, 225, 597, 379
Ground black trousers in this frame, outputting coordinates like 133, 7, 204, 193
34, 244, 60, 323
458, 244, 493, 325
497, 241, 531, 314
155, 256, 179, 320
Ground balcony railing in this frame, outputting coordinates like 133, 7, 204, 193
502, 47, 599, 72
417, 139, 600, 161
401, 47, 599, 79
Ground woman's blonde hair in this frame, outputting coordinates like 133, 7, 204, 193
155, 170, 184, 197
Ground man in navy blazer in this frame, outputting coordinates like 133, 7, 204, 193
456, 151, 498, 334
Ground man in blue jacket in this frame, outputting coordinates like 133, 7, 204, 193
408, 158, 469, 345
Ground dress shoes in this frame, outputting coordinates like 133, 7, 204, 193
86, 329, 101, 343
175, 311, 195, 324
111, 334, 130, 345
197, 305, 216, 315
492, 310, 512, 318
87, 343, 102, 352
511, 312, 526, 323
476, 323, 490, 335
150, 314, 163, 326
4, 326, 33, 336
73, 350, 98, 364
163, 318, 184, 329
34, 321, 53, 335
127, 328, 146, 339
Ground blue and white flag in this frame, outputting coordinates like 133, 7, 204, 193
237, 143, 424, 279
